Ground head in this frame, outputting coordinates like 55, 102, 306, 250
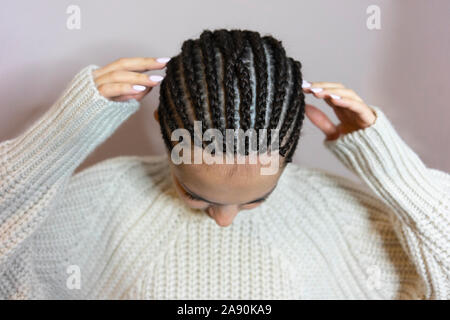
154, 29, 306, 227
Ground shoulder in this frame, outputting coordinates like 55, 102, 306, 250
69, 154, 170, 190
278, 162, 392, 219
277, 163, 401, 251
280, 162, 363, 192
428, 168, 450, 192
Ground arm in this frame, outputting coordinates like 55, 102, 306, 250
0, 58, 168, 299
0, 64, 140, 266
323, 105, 450, 299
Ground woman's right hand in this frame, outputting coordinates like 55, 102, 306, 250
92, 57, 171, 102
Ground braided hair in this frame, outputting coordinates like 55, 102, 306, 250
157, 28, 306, 164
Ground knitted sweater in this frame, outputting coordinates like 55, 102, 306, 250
0, 65, 449, 300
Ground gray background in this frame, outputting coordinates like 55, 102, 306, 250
1, 0, 449, 185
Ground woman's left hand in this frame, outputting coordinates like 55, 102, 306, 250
302, 81, 377, 141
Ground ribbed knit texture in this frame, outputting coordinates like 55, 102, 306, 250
0, 65, 449, 300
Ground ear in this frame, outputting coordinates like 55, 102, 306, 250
153, 108, 159, 123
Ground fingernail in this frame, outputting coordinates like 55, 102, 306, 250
149, 75, 164, 82
156, 57, 171, 63
329, 94, 341, 99
302, 80, 311, 88
311, 87, 323, 93
133, 85, 147, 91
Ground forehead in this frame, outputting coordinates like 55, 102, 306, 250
195, 162, 264, 179
170, 160, 284, 202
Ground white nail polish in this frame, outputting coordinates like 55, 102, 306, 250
133, 85, 146, 91
330, 94, 341, 99
311, 87, 323, 93
150, 75, 164, 82
302, 80, 311, 88
156, 57, 171, 63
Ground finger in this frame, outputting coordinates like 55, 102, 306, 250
111, 94, 140, 102
303, 82, 345, 96
97, 82, 150, 99
111, 93, 144, 102
95, 70, 164, 87
303, 81, 345, 90
94, 57, 171, 78
310, 87, 364, 102
305, 104, 339, 140
323, 96, 368, 114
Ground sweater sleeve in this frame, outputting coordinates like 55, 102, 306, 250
0, 65, 140, 266
323, 105, 450, 299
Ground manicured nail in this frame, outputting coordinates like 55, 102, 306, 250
149, 75, 164, 82
302, 80, 311, 88
310, 87, 323, 93
156, 57, 171, 63
329, 94, 341, 100
133, 85, 146, 91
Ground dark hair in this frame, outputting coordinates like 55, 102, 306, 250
157, 28, 306, 163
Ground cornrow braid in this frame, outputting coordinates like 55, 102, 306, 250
180, 40, 203, 147
181, 40, 202, 123
282, 60, 306, 162
214, 29, 238, 152
230, 29, 252, 154
166, 56, 193, 134
157, 91, 172, 150
181, 40, 208, 148
246, 31, 269, 152
232, 31, 252, 133
263, 36, 289, 151
199, 31, 223, 133
279, 58, 300, 147
157, 28, 306, 163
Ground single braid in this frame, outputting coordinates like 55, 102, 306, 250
231, 30, 253, 154
166, 56, 193, 134
246, 31, 269, 152
157, 97, 172, 150
279, 58, 300, 146
282, 60, 306, 162
158, 81, 177, 144
232, 31, 252, 132
180, 40, 202, 147
199, 31, 223, 134
184, 41, 208, 148
181, 40, 203, 123
263, 36, 289, 151
215, 29, 238, 152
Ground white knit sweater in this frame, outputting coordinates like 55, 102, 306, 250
0, 65, 449, 300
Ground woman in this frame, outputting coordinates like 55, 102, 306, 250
0, 29, 448, 300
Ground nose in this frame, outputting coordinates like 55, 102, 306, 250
207, 205, 240, 227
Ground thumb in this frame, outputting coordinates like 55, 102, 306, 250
305, 104, 340, 141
